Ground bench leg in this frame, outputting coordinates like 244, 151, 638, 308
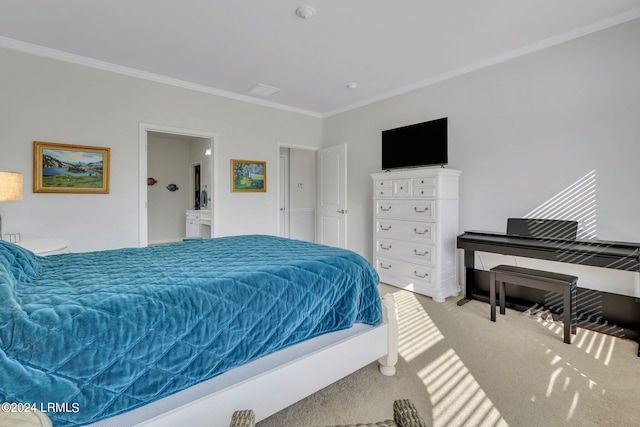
490, 271, 496, 322
571, 284, 577, 335
563, 286, 571, 344
499, 281, 506, 315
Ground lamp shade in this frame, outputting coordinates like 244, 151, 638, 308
0, 171, 23, 202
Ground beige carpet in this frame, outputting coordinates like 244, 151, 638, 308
257, 283, 640, 427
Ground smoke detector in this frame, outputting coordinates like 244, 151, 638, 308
295, 6, 316, 19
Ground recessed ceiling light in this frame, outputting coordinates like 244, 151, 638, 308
247, 83, 281, 98
346, 82, 358, 89
295, 6, 316, 19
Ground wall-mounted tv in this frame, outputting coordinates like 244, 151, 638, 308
381, 117, 447, 170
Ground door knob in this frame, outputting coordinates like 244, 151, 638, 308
337, 209, 347, 214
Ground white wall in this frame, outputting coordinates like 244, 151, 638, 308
2, 18, 639, 260
0, 48, 322, 252
324, 18, 640, 263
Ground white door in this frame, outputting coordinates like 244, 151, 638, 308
317, 144, 347, 248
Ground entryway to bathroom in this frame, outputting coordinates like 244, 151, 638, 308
139, 124, 217, 247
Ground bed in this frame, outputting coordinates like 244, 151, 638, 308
0, 235, 397, 427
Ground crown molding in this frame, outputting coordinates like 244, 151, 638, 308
323, 8, 640, 118
2, 5, 639, 121
0, 36, 322, 119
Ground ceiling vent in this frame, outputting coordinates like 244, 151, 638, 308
247, 83, 281, 98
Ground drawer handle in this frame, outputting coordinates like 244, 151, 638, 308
414, 250, 429, 256
414, 207, 430, 213
380, 225, 392, 231
380, 264, 392, 270
380, 206, 392, 212
414, 271, 429, 278
380, 244, 392, 250
413, 228, 429, 235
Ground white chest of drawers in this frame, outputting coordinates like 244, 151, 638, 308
372, 168, 461, 302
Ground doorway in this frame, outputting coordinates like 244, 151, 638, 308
277, 143, 318, 243
139, 124, 218, 247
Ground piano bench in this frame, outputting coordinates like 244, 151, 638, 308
489, 265, 578, 344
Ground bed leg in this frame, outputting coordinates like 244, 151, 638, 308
378, 293, 398, 376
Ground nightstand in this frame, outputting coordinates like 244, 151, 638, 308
17, 239, 70, 255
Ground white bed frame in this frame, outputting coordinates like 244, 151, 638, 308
89, 293, 398, 427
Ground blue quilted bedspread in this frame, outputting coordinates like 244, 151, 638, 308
0, 235, 381, 426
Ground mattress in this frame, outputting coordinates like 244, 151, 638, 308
0, 235, 381, 427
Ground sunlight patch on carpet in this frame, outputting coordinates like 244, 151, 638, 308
394, 290, 444, 361
533, 339, 609, 421
574, 328, 617, 365
532, 315, 618, 366
418, 348, 508, 427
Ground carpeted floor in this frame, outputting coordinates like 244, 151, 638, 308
256, 283, 640, 427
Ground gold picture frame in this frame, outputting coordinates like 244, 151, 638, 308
33, 141, 110, 194
231, 159, 266, 192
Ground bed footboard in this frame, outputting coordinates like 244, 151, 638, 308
89, 293, 399, 427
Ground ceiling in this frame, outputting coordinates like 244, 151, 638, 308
1, 1, 640, 117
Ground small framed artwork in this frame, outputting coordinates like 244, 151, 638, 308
231, 159, 266, 192
33, 141, 110, 194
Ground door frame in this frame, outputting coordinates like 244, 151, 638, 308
276, 142, 318, 240
139, 123, 219, 247
189, 161, 202, 210
278, 153, 290, 238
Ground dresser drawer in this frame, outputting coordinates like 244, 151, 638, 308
375, 199, 435, 220
376, 257, 434, 285
412, 187, 435, 197
392, 180, 411, 196
375, 180, 393, 189
375, 238, 434, 265
413, 177, 436, 187
375, 188, 393, 197
375, 219, 434, 242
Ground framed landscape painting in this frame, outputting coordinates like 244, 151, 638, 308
231, 159, 266, 192
33, 141, 110, 193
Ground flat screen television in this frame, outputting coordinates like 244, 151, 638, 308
381, 117, 447, 170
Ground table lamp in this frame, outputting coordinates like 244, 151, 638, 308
0, 171, 23, 239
